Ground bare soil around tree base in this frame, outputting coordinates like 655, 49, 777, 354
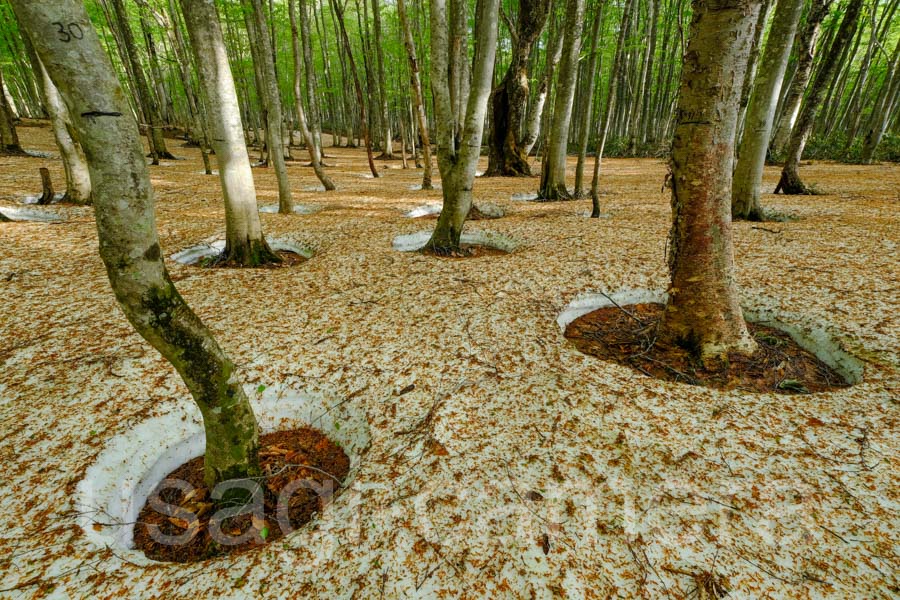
564, 303, 851, 393
134, 427, 349, 563
421, 244, 508, 259
201, 250, 307, 269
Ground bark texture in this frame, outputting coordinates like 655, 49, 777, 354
397, 0, 433, 189
11, 0, 260, 489
732, 0, 804, 219
659, 0, 761, 363
179, 0, 280, 266
0, 66, 23, 154
425, 0, 500, 254
538, 0, 586, 200
485, 0, 551, 177
776, 0, 863, 195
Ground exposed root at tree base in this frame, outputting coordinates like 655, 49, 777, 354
564, 303, 851, 393
200, 249, 305, 269
420, 243, 507, 259
134, 427, 349, 563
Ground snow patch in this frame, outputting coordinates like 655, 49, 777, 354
259, 203, 320, 214
21, 192, 66, 205
511, 192, 538, 201
404, 204, 442, 218
557, 289, 865, 384
75, 385, 371, 560
392, 229, 520, 252
170, 237, 314, 265
303, 185, 327, 191
0, 206, 64, 222
409, 183, 441, 191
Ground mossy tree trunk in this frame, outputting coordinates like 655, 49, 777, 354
425, 0, 500, 255
179, 0, 280, 267
732, 0, 804, 220
537, 0, 586, 200
12, 0, 261, 490
775, 0, 862, 195
0, 66, 23, 155
658, 0, 762, 365
484, 0, 551, 177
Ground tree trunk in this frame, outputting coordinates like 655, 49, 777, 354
658, 0, 761, 364
485, 0, 551, 177
590, 0, 637, 217
735, 0, 772, 147
109, 0, 174, 160
521, 25, 563, 156
860, 35, 900, 163
732, 0, 804, 219
12, 0, 260, 491
0, 66, 23, 154
179, 0, 280, 266
538, 0, 586, 200
768, 0, 832, 158
298, 0, 325, 160
288, 0, 336, 190
776, 0, 863, 194
397, 0, 433, 188
37, 167, 54, 205
330, 0, 379, 178
425, 0, 500, 254
34, 56, 92, 204
573, 1, 604, 197
371, 0, 393, 159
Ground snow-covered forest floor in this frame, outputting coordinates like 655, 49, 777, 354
1, 123, 897, 598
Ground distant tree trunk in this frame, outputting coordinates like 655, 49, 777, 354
732, 0, 804, 219
860, 36, 900, 163
590, 0, 636, 217
298, 0, 325, 159
243, 0, 294, 212
288, 0, 335, 189
768, 0, 832, 158
538, 0, 586, 200
36, 167, 54, 205
573, 1, 604, 197
658, 0, 761, 364
776, 0, 863, 194
397, 0, 433, 188
425, 0, 500, 254
110, 0, 174, 160
371, 0, 393, 159
485, 0, 551, 177
521, 25, 563, 156
0, 67, 23, 154
179, 0, 280, 266
735, 0, 772, 146
330, 0, 379, 178
12, 0, 260, 491
34, 56, 92, 204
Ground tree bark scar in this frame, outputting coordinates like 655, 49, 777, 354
81, 111, 123, 118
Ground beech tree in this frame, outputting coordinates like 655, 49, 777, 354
397, 0, 433, 189
776, 0, 864, 195
657, 0, 762, 363
11, 0, 260, 489
0, 66, 23, 154
537, 0, 586, 200
424, 0, 501, 254
178, 0, 280, 266
732, 0, 805, 220
484, 0, 551, 177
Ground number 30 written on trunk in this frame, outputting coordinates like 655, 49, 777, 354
52, 22, 84, 42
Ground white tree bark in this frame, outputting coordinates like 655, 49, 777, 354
10, 0, 260, 488
732, 0, 804, 220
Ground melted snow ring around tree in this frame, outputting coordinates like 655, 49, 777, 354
392, 229, 520, 254
169, 237, 315, 266
75, 385, 371, 564
0, 206, 66, 222
404, 202, 507, 219
557, 289, 864, 391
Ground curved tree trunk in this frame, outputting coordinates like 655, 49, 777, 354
538, 0, 586, 200
573, 1, 604, 197
371, 0, 393, 159
243, 0, 295, 212
425, 0, 500, 254
288, 0, 336, 190
658, 0, 761, 364
12, 0, 260, 490
397, 0, 433, 189
732, 0, 804, 220
768, 0, 832, 158
776, 0, 863, 195
485, 0, 551, 177
179, 0, 281, 266
298, 0, 325, 160
860, 36, 900, 163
